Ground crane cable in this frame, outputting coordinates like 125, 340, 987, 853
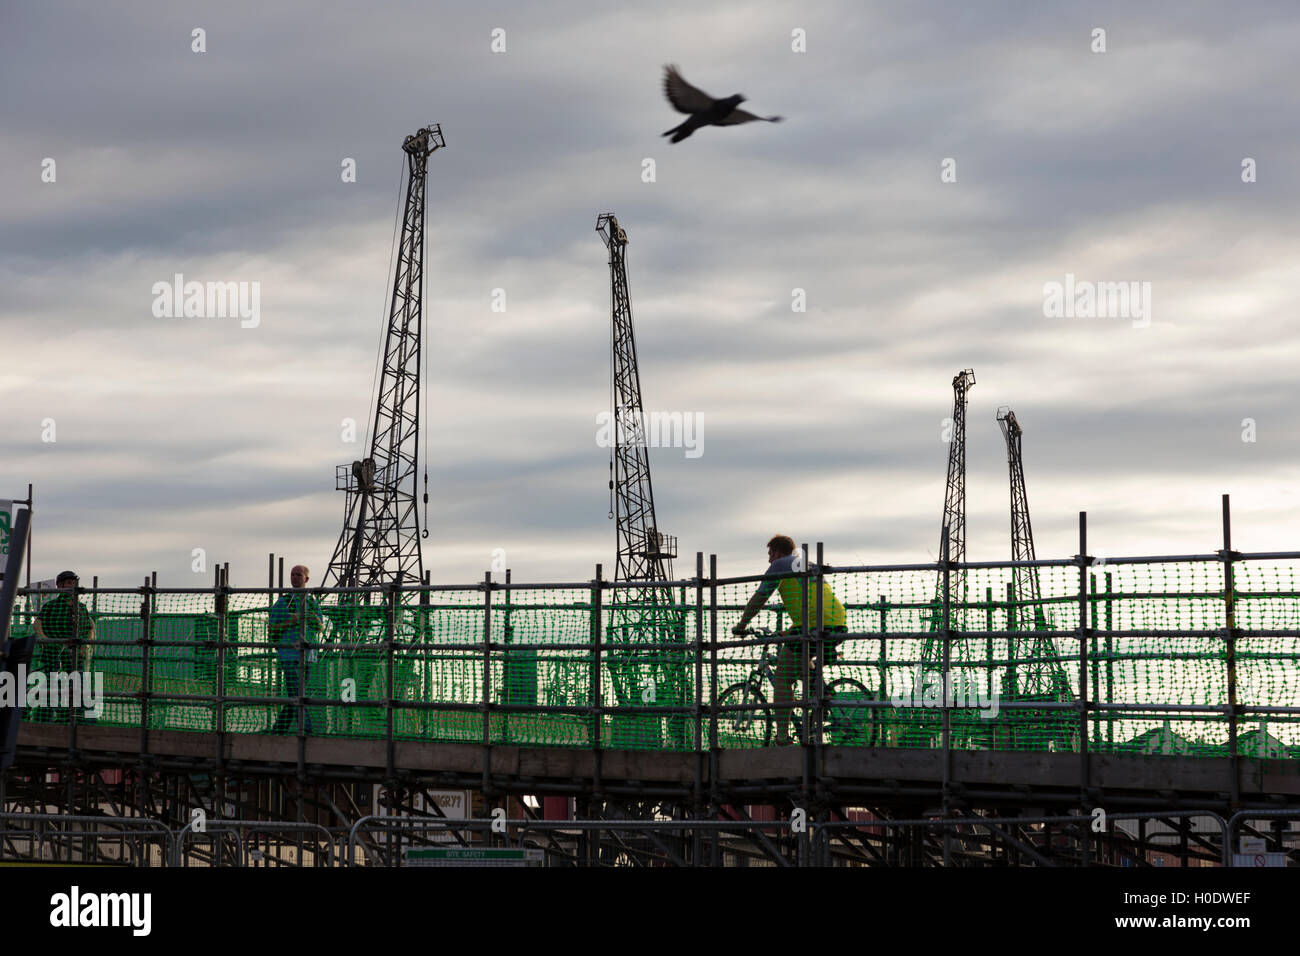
607, 238, 615, 521
420, 157, 430, 539
364, 155, 408, 455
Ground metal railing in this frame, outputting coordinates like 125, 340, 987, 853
6, 507, 1299, 786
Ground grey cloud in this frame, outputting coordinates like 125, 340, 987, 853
3, 0, 1299, 587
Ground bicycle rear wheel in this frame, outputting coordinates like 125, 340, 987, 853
715, 682, 773, 748
825, 678, 879, 747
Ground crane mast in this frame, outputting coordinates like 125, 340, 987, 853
598, 214, 676, 584
596, 212, 682, 748
924, 369, 976, 645
326, 125, 445, 592
997, 406, 1068, 699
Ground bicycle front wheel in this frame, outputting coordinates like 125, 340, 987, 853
825, 678, 879, 747
715, 682, 773, 748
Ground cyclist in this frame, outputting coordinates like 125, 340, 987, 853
732, 535, 848, 744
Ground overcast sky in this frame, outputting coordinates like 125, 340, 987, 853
2, 0, 1298, 588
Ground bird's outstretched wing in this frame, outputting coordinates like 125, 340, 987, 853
663, 65, 715, 114
716, 108, 783, 126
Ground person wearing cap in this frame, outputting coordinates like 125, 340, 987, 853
32, 571, 96, 722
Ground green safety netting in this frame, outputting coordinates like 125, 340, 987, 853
8, 559, 1297, 755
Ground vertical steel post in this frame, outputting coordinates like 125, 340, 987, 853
940, 528, 951, 782
0, 507, 32, 773
296, 548, 308, 826
139, 574, 153, 759
68, 575, 82, 748
1005, 581, 1017, 699
421, 570, 431, 738
940, 529, 952, 867
814, 543, 825, 750
297, 577, 308, 752
1105, 570, 1114, 747
707, 554, 720, 750
1078, 512, 1092, 866
877, 592, 888, 678
693, 552, 704, 811
24, 483, 32, 589
1090, 573, 1100, 751
798, 542, 810, 868
814, 542, 827, 866
1223, 494, 1241, 807
266, 554, 276, 745
591, 564, 603, 798
215, 565, 227, 745
708, 554, 721, 865
877, 593, 888, 746
692, 552, 704, 864
385, 582, 396, 779
799, 542, 810, 751
482, 570, 492, 798
984, 585, 994, 736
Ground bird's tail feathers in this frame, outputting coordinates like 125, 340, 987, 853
663, 121, 694, 142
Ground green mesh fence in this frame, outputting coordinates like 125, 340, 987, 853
9, 557, 1299, 755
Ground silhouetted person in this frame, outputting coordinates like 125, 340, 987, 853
32, 571, 95, 723
268, 564, 324, 735
732, 537, 847, 745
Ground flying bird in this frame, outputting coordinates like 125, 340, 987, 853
661, 65, 782, 143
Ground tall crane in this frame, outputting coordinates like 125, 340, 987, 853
596, 213, 683, 748
924, 369, 976, 641
996, 407, 1068, 700
598, 214, 676, 584
903, 369, 977, 749
325, 126, 445, 592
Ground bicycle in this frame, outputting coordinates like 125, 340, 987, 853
715, 627, 879, 747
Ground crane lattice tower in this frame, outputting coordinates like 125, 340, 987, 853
997, 406, 1070, 700
325, 126, 445, 592
923, 369, 976, 654
597, 213, 685, 748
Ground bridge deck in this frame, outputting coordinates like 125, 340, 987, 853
16, 724, 1300, 810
